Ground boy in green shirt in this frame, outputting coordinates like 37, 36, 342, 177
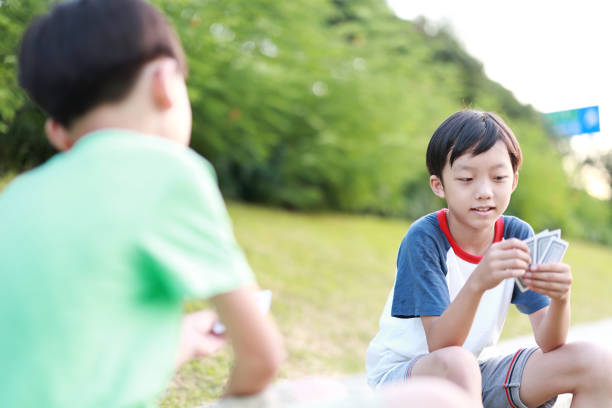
1, 1, 283, 406
0, 1, 474, 407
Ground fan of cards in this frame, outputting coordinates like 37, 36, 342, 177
516, 229, 569, 292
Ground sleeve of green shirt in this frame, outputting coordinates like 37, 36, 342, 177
135, 150, 255, 300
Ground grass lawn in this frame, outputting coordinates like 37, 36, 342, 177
161, 201, 612, 407
1, 176, 609, 407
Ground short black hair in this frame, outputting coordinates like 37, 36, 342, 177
18, 0, 187, 127
426, 110, 522, 179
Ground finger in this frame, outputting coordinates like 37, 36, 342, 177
495, 248, 532, 264
194, 335, 227, 357
523, 278, 570, 293
526, 287, 569, 299
523, 277, 569, 294
506, 268, 527, 278
523, 272, 572, 285
496, 238, 530, 252
493, 258, 530, 272
191, 310, 219, 331
529, 262, 570, 273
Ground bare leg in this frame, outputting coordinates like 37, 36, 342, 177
519, 342, 612, 407
411, 346, 483, 407
381, 377, 475, 408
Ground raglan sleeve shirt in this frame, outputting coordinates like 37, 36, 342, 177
391, 216, 451, 319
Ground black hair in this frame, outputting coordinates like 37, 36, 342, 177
18, 0, 187, 127
426, 110, 522, 179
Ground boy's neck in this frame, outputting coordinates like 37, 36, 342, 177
445, 210, 497, 256
71, 96, 161, 137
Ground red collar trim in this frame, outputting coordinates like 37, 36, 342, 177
436, 209, 505, 264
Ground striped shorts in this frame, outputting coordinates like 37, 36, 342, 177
377, 347, 557, 408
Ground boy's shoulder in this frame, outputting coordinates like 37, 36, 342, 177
501, 214, 534, 240
400, 211, 448, 253
62, 129, 217, 189
405, 211, 442, 238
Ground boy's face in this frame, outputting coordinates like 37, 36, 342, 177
430, 140, 518, 233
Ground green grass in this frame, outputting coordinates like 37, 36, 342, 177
1, 174, 609, 406
161, 201, 612, 406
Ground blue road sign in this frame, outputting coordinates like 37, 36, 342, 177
544, 106, 600, 136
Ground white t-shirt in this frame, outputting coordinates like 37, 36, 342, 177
366, 209, 549, 387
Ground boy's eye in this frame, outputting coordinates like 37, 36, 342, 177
494, 175, 508, 181
457, 177, 472, 182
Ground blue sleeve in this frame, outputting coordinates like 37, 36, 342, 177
391, 218, 449, 318
511, 287, 550, 314
505, 216, 550, 314
502, 215, 534, 241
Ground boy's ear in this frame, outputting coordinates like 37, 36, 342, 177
45, 119, 73, 151
430, 175, 445, 199
151, 59, 177, 111
512, 171, 519, 192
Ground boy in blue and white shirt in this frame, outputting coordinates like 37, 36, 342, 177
366, 110, 612, 408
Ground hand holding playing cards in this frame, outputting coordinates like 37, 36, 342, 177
174, 309, 227, 369
469, 238, 531, 292
522, 262, 572, 301
516, 229, 570, 295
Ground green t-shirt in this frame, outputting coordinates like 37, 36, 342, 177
0, 129, 254, 407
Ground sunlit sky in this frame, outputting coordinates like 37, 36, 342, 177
387, 0, 612, 198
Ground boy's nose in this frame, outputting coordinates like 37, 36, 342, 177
475, 182, 493, 199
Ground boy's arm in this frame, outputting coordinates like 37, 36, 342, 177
524, 262, 572, 352
422, 239, 530, 351
421, 283, 484, 350
212, 284, 285, 396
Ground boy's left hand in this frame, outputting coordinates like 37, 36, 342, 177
522, 262, 572, 301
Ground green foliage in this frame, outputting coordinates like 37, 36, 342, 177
1, 0, 610, 242
0, 0, 54, 172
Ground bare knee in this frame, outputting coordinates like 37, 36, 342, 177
432, 347, 480, 377
425, 346, 480, 380
381, 377, 474, 408
562, 342, 612, 390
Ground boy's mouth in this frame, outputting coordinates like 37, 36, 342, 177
471, 206, 495, 215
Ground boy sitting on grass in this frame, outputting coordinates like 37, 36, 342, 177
0, 1, 474, 407
366, 110, 612, 408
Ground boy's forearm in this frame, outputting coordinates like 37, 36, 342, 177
424, 283, 483, 351
224, 351, 283, 396
213, 288, 285, 397
534, 298, 570, 352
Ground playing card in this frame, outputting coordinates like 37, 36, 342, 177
536, 229, 561, 264
528, 230, 547, 263
540, 238, 569, 264
515, 274, 529, 292
517, 229, 568, 292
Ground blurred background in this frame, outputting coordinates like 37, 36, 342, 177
1, 0, 611, 241
1, 1, 611, 406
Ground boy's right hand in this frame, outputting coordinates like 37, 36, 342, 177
469, 238, 531, 293
174, 309, 227, 369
